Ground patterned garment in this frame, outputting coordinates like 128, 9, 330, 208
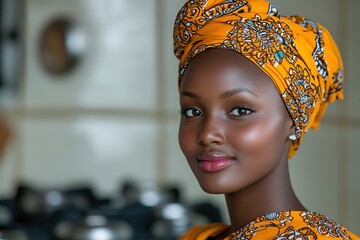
173, 0, 344, 158
179, 211, 360, 239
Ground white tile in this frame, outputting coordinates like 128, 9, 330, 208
0, 117, 19, 197
0, 142, 17, 197
18, 117, 158, 197
347, 127, 360, 235
24, 0, 157, 111
345, 0, 360, 119
162, 0, 187, 114
290, 124, 340, 220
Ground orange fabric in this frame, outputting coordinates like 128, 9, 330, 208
173, 0, 344, 158
179, 211, 360, 239
179, 222, 229, 240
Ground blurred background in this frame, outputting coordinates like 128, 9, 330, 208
0, 0, 359, 239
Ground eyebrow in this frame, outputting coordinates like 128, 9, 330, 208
180, 91, 201, 100
180, 88, 257, 100
220, 88, 258, 99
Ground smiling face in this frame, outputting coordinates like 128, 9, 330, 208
179, 49, 294, 194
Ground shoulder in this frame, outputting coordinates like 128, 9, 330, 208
295, 211, 359, 239
179, 222, 229, 240
230, 211, 359, 240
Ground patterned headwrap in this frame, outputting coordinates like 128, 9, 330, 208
173, 0, 344, 158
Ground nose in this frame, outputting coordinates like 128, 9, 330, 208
197, 114, 225, 146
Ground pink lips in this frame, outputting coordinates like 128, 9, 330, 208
197, 151, 235, 172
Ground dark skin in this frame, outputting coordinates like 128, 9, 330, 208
179, 49, 306, 239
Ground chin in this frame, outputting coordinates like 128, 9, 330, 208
197, 177, 235, 195
200, 185, 224, 194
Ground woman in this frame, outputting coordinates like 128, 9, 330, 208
173, 0, 359, 239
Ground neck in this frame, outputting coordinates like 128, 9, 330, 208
224, 158, 306, 232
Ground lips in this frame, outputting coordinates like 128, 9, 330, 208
197, 151, 235, 172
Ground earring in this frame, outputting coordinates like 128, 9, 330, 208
289, 135, 297, 141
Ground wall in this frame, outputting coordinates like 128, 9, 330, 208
0, 0, 358, 234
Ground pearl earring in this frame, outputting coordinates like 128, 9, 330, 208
289, 135, 297, 141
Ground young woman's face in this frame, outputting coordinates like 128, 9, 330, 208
179, 49, 294, 194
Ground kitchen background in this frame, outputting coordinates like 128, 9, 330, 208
0, 0, 359, 238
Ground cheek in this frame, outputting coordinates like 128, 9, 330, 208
178, 122, 194, 157
229, 118, 286, 157
231, 128, 266, 157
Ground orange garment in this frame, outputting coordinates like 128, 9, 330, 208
179, 211, 360, 239
173, 0, 344, 158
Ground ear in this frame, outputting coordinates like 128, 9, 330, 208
289, 123, 296, 135
287, 123, 297, 142
286, 114, 296, 136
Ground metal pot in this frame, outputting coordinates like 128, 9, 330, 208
0, 230, 29, 240
54, 215, 134, 240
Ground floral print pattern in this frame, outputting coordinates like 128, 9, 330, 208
223, 15, 297, 67
227, 211, 354, 239
180, 211, 358, 239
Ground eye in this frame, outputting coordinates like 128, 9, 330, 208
229, 106, 253, 116
181, 108, 203, 117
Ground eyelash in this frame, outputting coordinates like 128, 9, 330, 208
180, 105, 254, 118
228, 105, 254, 116
181, 107, 203, 118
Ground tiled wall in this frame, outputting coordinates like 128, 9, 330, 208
0, 0, 358, 234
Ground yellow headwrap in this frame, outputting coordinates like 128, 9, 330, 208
173, 0, 344, 158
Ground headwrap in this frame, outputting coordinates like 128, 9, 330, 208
173, 0, 344, 158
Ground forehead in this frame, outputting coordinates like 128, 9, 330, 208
180, 49, 278, 96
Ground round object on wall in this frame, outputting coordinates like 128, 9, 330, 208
38, 17, 86, 76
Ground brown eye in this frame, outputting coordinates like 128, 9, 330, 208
229, 107, 252, 116
182, 108, 203, 117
